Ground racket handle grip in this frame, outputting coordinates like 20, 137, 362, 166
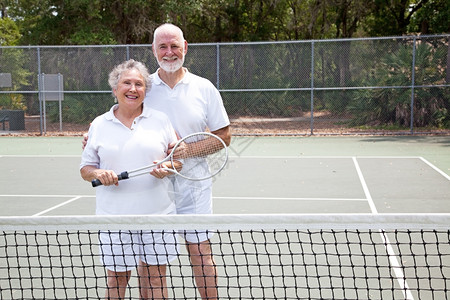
91, 171, 129, 187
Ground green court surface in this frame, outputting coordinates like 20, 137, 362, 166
1, 135, 449, 300
0, 135, 449, 216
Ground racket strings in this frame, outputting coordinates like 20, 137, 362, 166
176, 134, 228, 180
92, 132, 228, 187
183, 137, 223, 158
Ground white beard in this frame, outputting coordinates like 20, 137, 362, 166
158, 56, 185, 73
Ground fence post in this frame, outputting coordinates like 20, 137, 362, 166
310, 41, 315, 135
410, 36, 417, 134
37, 47, 43, 135
216, 43, 220, 89
58, 73, 63, 131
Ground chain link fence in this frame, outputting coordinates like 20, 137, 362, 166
0, 35, 449, 136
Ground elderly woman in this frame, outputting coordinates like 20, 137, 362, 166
80, 59, 178, 299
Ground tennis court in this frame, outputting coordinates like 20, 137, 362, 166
1, 135, 449, 299
1, 135, 449, 216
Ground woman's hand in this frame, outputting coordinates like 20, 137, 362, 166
150, 160, 182, 179
93, 169, 119, 186
81, 166, 119, 186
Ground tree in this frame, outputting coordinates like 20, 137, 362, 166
0, 14, 30, 110
9, 0, 117, 45
0, 16, 20, 45
349, 41, 449, 128
408, 0, 450, 34
364, 0, 429, 36
2, 0, 448, 45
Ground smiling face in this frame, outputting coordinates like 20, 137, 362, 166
113, 69, 146, 111
153, 27, 188, 73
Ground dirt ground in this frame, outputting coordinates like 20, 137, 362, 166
0, 115, 449, 136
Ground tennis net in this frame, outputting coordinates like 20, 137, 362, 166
1, 214, 449, 300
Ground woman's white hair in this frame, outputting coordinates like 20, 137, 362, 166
108, 59, 151, 92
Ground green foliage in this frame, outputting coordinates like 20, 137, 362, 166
223, 90, 309, 118
0, 47, 32, 110
0, 94, 27, 110
68, 27, 116, 45
3, 0, 448, 45
408, 0, 450, 34
0, 17, 20, 45
46, 94, 113, 124
348, 41, 450, 129
1, 0, 448, 129
0, 15, 29, 111
432, 108, 450, 128
13, 0, 120, 45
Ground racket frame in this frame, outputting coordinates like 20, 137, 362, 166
91, 132, 228, 187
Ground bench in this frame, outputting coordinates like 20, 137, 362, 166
0, 115, 8, 130
0, 110, 25, 131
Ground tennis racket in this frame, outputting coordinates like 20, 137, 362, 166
91, 132, 228, 187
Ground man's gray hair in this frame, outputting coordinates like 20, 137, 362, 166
153, 23, 185, 45
108, 59, 151, 92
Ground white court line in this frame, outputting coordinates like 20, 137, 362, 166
32, 196, 83, 216
352, 157, 414, 300
352, 157, 378, 214
0, 154, 81, 157
230, 155, 423, 159
0, 195, 365, 201
419, 157, 450, 181
214, 196, 367, 201
0, 194, 95, 198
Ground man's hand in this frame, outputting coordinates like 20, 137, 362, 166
82, 133, 88, 150
169, 141, 188, 159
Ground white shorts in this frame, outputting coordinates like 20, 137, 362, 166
172, 177, 215, 243
98, 230, 178, 272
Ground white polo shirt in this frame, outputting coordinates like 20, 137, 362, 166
144, 68, 230, 138
80, 104, 177, 216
